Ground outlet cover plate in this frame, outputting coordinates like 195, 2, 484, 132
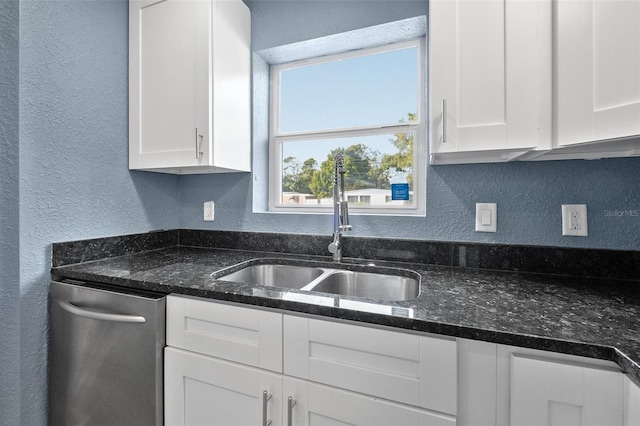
475, 203, 497, 233
562, 204, 587, 236
204, 201, 215, 221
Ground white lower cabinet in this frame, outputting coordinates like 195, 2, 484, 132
165, 295, 638, 425
457, 339, 499, 425
166, 295, 282, 373
510, 355, 623, 425
284, 377, 454, 426
165, 295, 456, 425
625, 376, 640, 426
164, 346, 453, 426
165, 347, 283, 426
497, 345, 626, 426
283, 315, 457, 416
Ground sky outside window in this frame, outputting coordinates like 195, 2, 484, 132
278, 44, 419, 167
279, 46, 418, 131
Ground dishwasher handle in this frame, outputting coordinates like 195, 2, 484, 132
58, 300, 147, 324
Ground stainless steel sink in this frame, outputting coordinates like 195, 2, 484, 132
306, 270, 419, 301
217, 264, 324, 289
217, 260, 420, 301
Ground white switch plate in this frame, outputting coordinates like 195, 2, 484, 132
562, 204, 587, 236
204, 201, 214, 221
475, 203, 497, 233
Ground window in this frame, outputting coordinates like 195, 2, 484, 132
268, 38, 426, 216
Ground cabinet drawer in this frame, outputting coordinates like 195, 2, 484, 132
166, 295, 282, 372
284, 315, 457, 415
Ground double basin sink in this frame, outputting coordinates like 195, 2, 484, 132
216, 259, 420, 302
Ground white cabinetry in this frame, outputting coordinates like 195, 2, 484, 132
429, 0, 552, 164
283, 377, 452, 426
625, 376, 640, 426
164, 295, 639, 425
284, 315, 457, 416
457, 339, 499, 425
497, 345, 625, 425
430, 0, 640, 164
552, 0, 640, 155
164, 295, 456, 425
129, 0, 250, 174
165, 347, 283, 426
511, 355, 623, 425
166, 295, 282, 372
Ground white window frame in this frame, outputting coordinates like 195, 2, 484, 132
268, 38, 426, 216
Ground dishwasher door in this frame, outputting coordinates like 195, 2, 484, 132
49, 280, 166, 426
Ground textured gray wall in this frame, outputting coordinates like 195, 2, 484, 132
180, 1, 640, 251
4, 1, 181, 423
0, 0, 21, 423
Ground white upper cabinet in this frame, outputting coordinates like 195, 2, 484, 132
429, 0, 552, 164
539, 0, 640, 160
555, 0, 640, 147
430, 0, 640, 164
129, 0, 251, 174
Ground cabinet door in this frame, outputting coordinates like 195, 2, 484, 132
457, 339, 497, 426
430, 0, 551, 163
129, 0, 209, 170
283, 377, 455, 426
625, 376, 640, 426
284, 315, 457, 415
511, 355, 624, 425
165, 347, 283, 426
209, 0, 252, 172
166, 295, 283, 373
556, 0, 640, 146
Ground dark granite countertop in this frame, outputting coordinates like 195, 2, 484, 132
51, 243, 640, 385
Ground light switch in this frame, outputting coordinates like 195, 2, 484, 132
481, 209, 492, 226
476, 203, 497, 233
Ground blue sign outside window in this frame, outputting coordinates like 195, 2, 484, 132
391, 183, 409, 201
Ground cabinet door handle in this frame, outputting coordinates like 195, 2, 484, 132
442, 99, 447, 143
196, 129, 203, 159
287, 396, 296, 426
262, 391, 272, 426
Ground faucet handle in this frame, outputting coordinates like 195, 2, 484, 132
328, 241, 339, 254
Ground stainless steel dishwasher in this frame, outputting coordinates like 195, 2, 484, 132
49, 280, 166, 426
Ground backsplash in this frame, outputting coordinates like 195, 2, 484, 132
53, 229, 640, 281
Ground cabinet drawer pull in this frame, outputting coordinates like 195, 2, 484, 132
287, 396, 296, 426
442, 99, 447, 143
196, 129, 203, 159
262, 391, 272, 426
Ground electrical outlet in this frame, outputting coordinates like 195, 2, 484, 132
562, 204, 587, 236
204, 201, 214, 221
